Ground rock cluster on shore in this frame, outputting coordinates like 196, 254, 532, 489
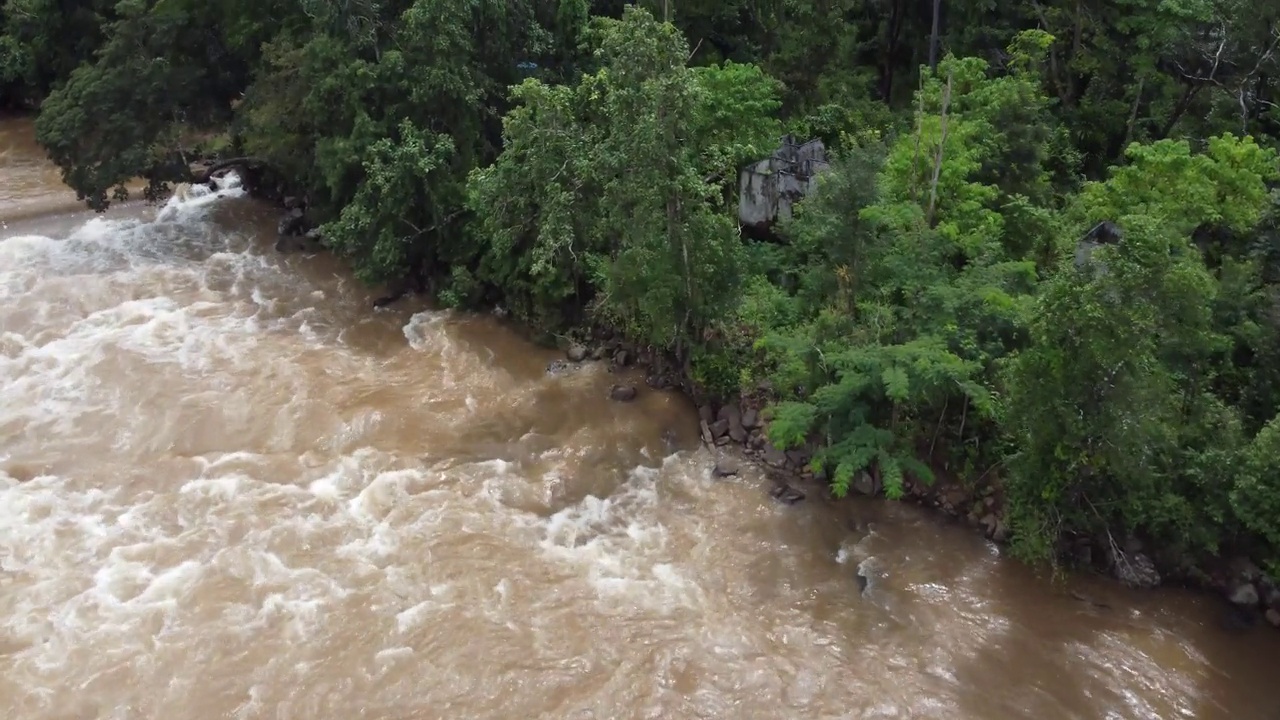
551, 338, 1280, 631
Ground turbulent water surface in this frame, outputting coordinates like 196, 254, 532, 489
2, 117, 1279, 720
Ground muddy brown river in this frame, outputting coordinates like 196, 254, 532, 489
2, 117, 1279, 719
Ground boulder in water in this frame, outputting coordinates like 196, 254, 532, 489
277, 207, 307, 237
852, 471, 878, 496
1229, 581, 1260, 607
566, 344, 588, 362
546, 359, 581, 376
609, 384, 638, 402
712, 457, 741, 478
1110, 547, 1161, 589
770, 482, 804, 505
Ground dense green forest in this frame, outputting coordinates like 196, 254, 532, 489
4, 0, 1280, 578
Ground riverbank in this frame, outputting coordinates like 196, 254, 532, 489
537, 328, 1280, 633
200, 166, 1280, 632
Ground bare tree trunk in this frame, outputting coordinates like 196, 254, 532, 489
1122, 77, 1144, 149
926, 70, 953, 228
878, 0, 907, 100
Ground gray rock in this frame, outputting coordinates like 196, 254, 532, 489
1229, 581, 1260, 607
712, 457, 741, 478
709, 418, 730, 439
991, 519, 1009, 543
699, 420, 714, 446
741, 408, 760, 429
1267, 608, 1280, 628
277, 208, 308, 237
762, 445, 787, 468
980, 514, 999, 536
609, 384, 637, 402
785, 449, 810, 468
770, 482, 805, 505
1111, 549, 1162, 589
852, 471, 878, 496
566, 344, 588, 362
716, 404, 748, 443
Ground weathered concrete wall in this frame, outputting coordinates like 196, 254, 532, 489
738, 135, 831, 230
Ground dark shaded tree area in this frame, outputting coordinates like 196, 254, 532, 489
5, 0, 1280, 575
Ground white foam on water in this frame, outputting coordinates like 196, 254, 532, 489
154, 173, 246, 223
530, 456, 706, 611
0, 181, 719, 716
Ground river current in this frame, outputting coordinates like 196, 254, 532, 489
2, 117, 1278, 719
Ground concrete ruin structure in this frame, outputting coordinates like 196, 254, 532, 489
738, 135, 831, 232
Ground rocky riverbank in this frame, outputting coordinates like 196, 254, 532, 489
548, 335, 1280, 632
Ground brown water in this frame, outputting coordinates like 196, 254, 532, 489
2, 116, 1278, 720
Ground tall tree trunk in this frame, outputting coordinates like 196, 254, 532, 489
878, 0, 906, 101
928, 0, 942, 72
926, 70, 953, 228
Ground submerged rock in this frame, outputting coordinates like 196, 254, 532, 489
1220, 604, 1259, 632
660, 428, 680, 454
277, 207, 306, 237
546, 359, 584, 376
712, 457, 741, 478
770, 482, 804, 505
609, 384, 637, 402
